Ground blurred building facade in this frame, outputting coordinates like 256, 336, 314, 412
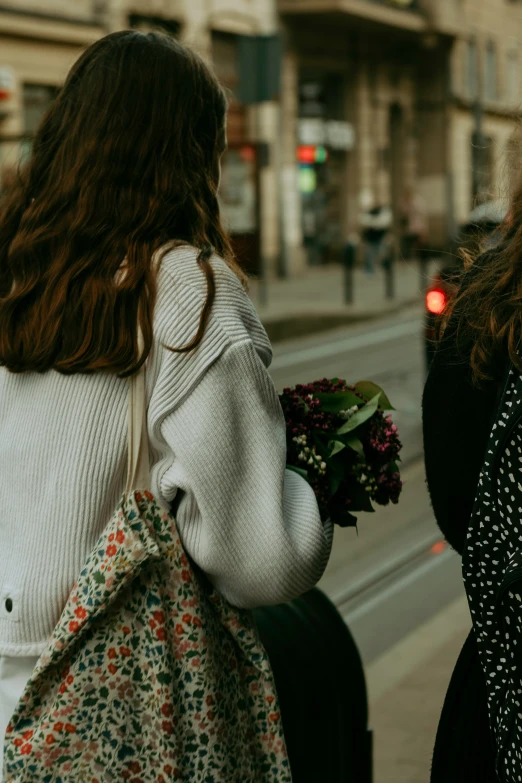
443, 0, 522, 227
0, 3, 103, 176
0, 0, 522, 277
0, 0, 282, 278
280, 0, 522, 269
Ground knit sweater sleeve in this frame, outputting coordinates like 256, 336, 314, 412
157, 338, 334, 608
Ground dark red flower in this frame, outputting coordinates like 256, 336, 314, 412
279, 378, 402, 527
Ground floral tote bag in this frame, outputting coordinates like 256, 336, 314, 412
2, 355, 291, 782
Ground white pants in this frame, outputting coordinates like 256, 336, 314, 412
0, 656, 39, 781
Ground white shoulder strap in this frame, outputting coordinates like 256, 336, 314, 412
125, 330, 150, 495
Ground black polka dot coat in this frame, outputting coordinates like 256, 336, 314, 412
423, 257, 509, 782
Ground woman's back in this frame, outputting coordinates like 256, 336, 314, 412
0, 362, 128, 654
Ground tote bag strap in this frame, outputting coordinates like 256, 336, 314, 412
125, 328, 150, 495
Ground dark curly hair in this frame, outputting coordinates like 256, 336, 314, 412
0, 30, 246, 376
443, 219, 516, 384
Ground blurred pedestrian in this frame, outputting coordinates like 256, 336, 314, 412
0, 31, 332, 779
423, 212, 521, 781
400, 187, 427, 261
360, 203, 392, 274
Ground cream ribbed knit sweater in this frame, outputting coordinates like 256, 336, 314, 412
0, 245, 333, 656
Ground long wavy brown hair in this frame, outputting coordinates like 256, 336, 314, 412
445, 215, 517, 384
0, 30, 246, 376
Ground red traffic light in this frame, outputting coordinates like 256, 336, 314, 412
297, 145, 316, 164
426, 289, 447, 315
296, 145, 328, 164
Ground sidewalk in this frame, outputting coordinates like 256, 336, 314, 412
249, 260, 438, 342
367, 595, 470, 783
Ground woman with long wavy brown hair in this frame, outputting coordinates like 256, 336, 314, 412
423, 210, 522, 782
0, 31, 332, 775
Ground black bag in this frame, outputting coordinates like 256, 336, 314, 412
253, 588, 372, 783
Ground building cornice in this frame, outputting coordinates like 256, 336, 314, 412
0, 6, 104, 45
279, 0, 427, 32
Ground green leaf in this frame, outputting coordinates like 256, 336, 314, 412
336, 394, 381, 435
146, 592, 161, 608
354, 381, 395, 410
329, 440, 346, 457
117, 744, 135, 762
342, 435, 364, 456
331, 510, 359, 528
286, 464, 309, 481
347, 482, 376, 513
313, 430, 330, 451
329, 472, 343, 497
93, 571, 106, 585
314, 391, 361, 413
328, 459, 345, 497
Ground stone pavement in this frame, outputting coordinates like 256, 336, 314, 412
249, 260, 439, 342
367, 595, 471, 783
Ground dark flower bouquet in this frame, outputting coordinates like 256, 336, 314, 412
279, 378, 402, 527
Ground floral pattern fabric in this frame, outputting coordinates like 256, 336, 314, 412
2, 491, 291, 782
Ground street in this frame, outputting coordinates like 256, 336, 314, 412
269, 305, 470, 783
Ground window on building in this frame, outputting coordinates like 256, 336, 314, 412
211, 31, 246, 144
211, 31, 238, 87
23, 84, 58, 135
472, 133, 494, 205
484, 41, 498, 101
506, 133, 519, 194
466, 39, 478, 100
506, 50, 520, 103
21, 83, 59, 162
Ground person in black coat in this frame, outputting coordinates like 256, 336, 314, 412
423, 249, 510, 782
